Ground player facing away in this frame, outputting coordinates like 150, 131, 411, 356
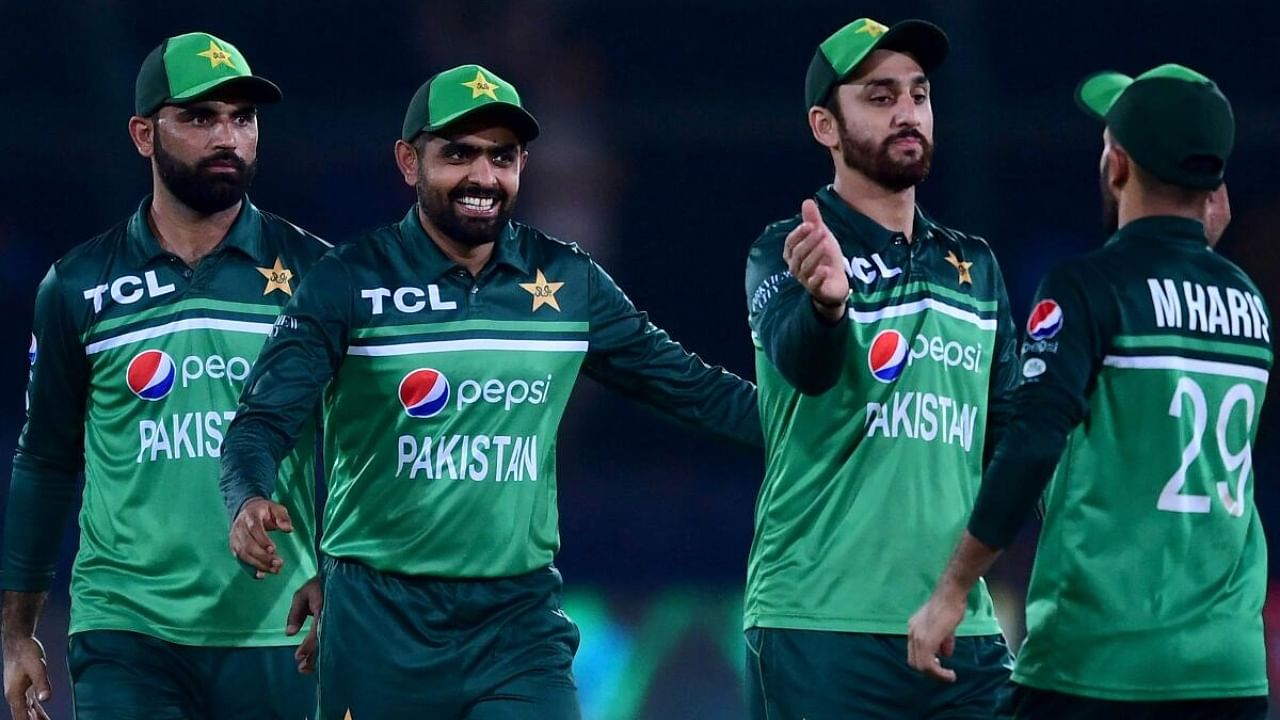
218, 63, 761, 720
0, 32, 327, 720
908, 65, 1270, 720
743, 17, 1020, 720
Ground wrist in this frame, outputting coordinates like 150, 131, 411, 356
810, 293, 848, 324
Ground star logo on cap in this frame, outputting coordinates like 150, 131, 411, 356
257, 257, 294, 296
945, 251, 973, 286
196, 39, 236, 69
857, 20, 889, 38
462, 69, 501, 101
519, 269, 565, 312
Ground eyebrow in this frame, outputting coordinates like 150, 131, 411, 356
440, 141, 520, 156
852, 75, 931, 91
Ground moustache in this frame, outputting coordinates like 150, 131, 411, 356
197, 151, 248, 174
884, 130, 927, 147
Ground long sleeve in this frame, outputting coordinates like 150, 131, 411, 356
219, 254, 352, 520
0, 266, 88, 591
746, 222, 850, 396
968, 262, 1114, 548
580, 258, 761, 448
982, 258, 1021, 468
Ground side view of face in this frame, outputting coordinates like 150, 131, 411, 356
129, 96, 259, 214
395, 123, 527, 248
811, 49, 935, 191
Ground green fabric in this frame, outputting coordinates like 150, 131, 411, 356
1075, 64, 1232, 190
743, 185, 1019, 636
1007, 685, 1268, 720
0, 198, 330, 646
135, 32, 281, 116
317, 557, 579, 720
402, 64, 539, 142
746, 629, 1013, 719
974, 215, 1272, 700
68, 630, 315, 720
221, 206, 760, 578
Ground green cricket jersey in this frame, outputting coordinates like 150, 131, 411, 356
970, 216, 1272, 700
220, 206, 760, 578
0, 198, 328, 646
744, 186, 1018, 635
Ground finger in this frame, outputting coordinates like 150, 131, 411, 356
243, 515, 278, 557
270, 505, 294, 534
286, 588, 311, 635
800, 198, 822, 227
30, 701, 50, 720
232, 528, 278, 573
31, 671, 50, 704
941, 635, 955, 658
787, 231, 830, 278
922, 659, 957, 683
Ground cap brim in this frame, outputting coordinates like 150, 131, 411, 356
1076, 71, 1132, 120
170, 75, 283, 107
874, 20, 950, 74
427, 102, 541, 144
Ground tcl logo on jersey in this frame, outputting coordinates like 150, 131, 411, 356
127, 350, 177, 401
27, 334, 36, 366
399, 368, 554, 417
867, 330, 984, 383
399, 369, 452, 418
868, 330, 909, 382
82, 271, 177, 313
1027, 300, 1064, 340
126, 350, 252, 401
844, 253, 903, 285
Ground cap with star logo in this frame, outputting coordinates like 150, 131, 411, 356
401, 64, 540, 144
1076, 63, 1233, 191
135, 32, 282, 117
805, 17, 949, 109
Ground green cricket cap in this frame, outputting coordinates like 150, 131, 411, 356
805, 17, 949, 109
401, 64, 540, 144
1076, 63, 1233, 190
135, 32, 282, 117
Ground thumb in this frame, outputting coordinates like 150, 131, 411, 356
32, 667, 52, 702
271, 504, 294, 533
800, 199, 824, 228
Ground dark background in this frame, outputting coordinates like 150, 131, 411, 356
2, 1, 1278, 717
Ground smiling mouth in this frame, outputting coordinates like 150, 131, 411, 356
455, 195, 500, 218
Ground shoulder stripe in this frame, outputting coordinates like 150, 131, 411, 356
1102, 354, 1270, 383
86, 318, 274, 355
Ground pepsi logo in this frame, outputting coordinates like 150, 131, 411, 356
399, 369, 451, 418
126, 350, 176, 401
868, 329, 909, 383
27, 334, 36, 366
1026, 300, 1064, 341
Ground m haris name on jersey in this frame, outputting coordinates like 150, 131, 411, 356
1147, 278, 1270, 341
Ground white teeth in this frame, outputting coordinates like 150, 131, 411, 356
459, 196, 496, 211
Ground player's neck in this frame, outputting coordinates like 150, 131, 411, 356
148, 181, 241, 268
418, 206, 494, 277
832, 168, 917, 239
1118, 193, 1204, 230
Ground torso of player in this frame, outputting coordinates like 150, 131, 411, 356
1016, 217, 1272, 699
319, 211, 589, 578
60, 199, 327, 645
746, 190, 1006, 635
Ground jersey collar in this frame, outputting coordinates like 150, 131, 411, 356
397, 205, 530, 280
1107, 215, 1208, 248
814, 185, 937, 253
127, 195, 269, 267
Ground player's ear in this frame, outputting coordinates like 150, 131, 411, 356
809, 105, 840, 151
129, 115, 155, 158
1107, 144, 1132, 193
394, 139, 419, 187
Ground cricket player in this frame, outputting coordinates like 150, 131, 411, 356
0, 32, 328, 720
744, 17, 1019, 719
908, 64, 1270, 720
218, 63, 760, 719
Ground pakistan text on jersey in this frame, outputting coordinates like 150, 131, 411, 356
865, 391, 980, 452
396, 434, 539, 482
1148, 279, 1270, 341
137, 411, 238, 463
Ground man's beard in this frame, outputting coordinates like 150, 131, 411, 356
1100, 159, 1119, 235
154, 133, 256, 215
418, 173, 516, 248
840, 124, 934, 192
